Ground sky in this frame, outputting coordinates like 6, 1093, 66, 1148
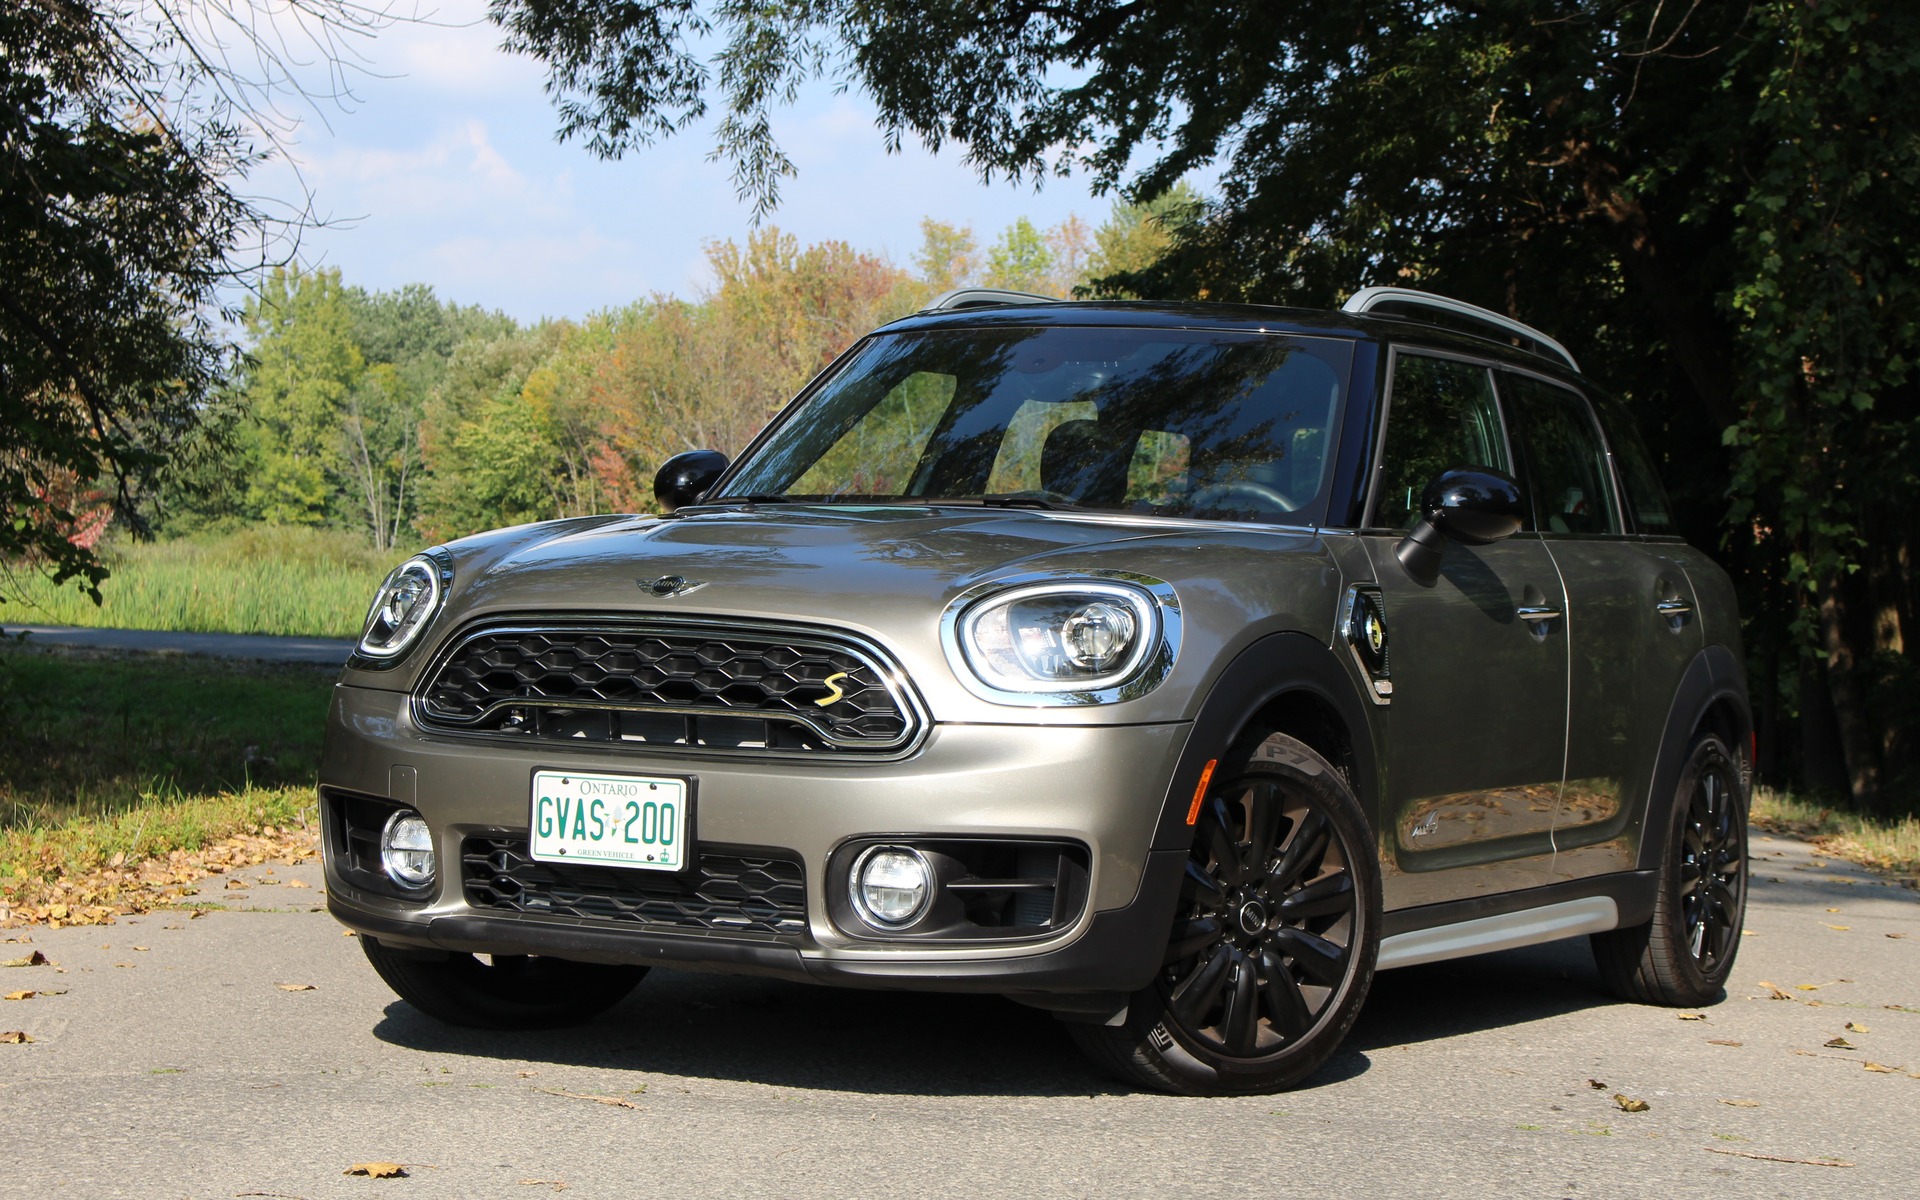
245, 1, 1118, 323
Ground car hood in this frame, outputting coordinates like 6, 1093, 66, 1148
355, 504, 1339, 723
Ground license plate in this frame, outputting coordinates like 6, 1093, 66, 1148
530, 770, 689, 871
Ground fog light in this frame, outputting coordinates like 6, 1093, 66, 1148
380, 810, 435, 889
850, 845, 932, 928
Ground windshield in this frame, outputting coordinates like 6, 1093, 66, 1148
718, 326, 1352, 522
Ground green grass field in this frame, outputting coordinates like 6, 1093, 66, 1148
1, 526, 406, 639
0, 645, 334, 888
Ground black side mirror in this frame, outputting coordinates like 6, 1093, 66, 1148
653, 450, 730, 513
1393, 466, 1525, 583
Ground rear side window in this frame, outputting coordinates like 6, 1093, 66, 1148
1499, 373, 1621, 536
1372, 353, 1508, 530
1592, 395, 1678, 535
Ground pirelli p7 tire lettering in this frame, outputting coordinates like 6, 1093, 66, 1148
1069, 733, 1380, 1095
361, 937, 648, 1030
1592, 732, 1749, 1007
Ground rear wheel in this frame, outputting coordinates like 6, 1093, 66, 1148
1592, 733, 1748, 1006
361, 937, 648, 1029
1070, 733, 1380, 1095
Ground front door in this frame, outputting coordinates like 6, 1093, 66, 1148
1364, 352, 1567, 910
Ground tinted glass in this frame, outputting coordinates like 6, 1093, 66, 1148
724, 327, 1353, 521
1373, 354, 1508, 530
1500, 373, 1621, 535
1592, 395, 1677, 535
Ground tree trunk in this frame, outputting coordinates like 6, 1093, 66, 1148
1818, 570, 1885, 814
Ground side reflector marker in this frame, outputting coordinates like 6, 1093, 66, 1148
1185, 759, 1218, 826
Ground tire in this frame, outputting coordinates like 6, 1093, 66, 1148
1070, 733, 1380, 1095
1592, 733, 1749, 1006
361, 937, 648, 1030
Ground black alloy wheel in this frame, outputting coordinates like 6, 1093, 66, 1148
1070, 733, 1380, 1095
1593, 733, 1749, 1006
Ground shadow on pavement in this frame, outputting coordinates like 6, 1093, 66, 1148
369, 937, 1626, 1096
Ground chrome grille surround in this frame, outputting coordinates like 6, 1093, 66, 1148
411, 617, 927, 758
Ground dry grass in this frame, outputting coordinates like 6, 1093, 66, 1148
1751, 787, 1920, 887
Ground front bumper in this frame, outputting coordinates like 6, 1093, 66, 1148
321, 683, 1191, 994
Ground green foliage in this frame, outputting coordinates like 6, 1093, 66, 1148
1085, 183, 1202, 297
984, 217, 1054, 293
0, 1, 252, 603
1, 527, 400, 639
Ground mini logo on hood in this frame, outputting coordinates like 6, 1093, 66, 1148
640, 575, 706, 599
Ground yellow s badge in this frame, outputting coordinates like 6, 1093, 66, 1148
814, 672, 849, 707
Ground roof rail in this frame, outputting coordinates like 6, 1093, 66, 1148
1341, 287, 1578, 372
920, 287, 1060, 313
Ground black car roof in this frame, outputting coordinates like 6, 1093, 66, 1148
879, 300, 1589, 385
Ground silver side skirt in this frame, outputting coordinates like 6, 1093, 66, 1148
1376, 896, 1620, 970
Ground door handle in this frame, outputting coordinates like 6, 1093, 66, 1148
1516, 604, 1562, 623
1655, 598, 1692, 618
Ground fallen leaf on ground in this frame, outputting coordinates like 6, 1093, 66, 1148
286, 879, 311, 888
1, 1030, 32, 1043
223, 879, 247, 891
344, 1162, 408, 1178
1678, 1012, 1706, 1021
4, 990, 33, 1001
1889, 933, 1907, 939
1718, 1098, 1761, 1108
275, 982, 316, 992
1823, 924, 1851, 931
1846, 1022, 1871, 1033
1794, 983, 1822, 991
1587, 1078, 1607, 1089
113, 962, 133, 969
1826, 907, 1841, 913
1863, 1062, 1900, 1073
1707, 1038, 1743, 1047
1825, 1037, 1856, 1049
536, 1087, 641, 1110
2, 951, 49, 968
1705, 1148, 1851, 1168
342, 930, 355, 937
132, 946, 149, 952
1613, 1094, 1650, 1112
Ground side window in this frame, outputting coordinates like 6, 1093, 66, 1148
1499, 373, 1621, 536
1373, 354, 1508, 530
1593, 396, 1677, 535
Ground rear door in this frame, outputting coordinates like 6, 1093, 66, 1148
1495, 371, 1703, 881
1363, 351, 1567, 909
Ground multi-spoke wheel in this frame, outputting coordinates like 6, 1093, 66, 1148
361, 937, 648, 1029
1593, 733, 1749, 1006
1069, 733, 1379, 1095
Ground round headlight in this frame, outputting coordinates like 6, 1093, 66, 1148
850, 845, 933, 928
958, 583, 1157, 693
358, 554, 445, 659
380, 810, 435, 889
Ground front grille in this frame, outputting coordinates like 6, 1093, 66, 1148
414, 620, 921, 755
462, 837, 807, 942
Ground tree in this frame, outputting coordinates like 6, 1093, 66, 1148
238, 268, 365, 526
2, 0, 394, 603
491, 0, 1920, 810
913, 219, 979, 293
984, 217, 1053, 293
1085, 183, 1201, 296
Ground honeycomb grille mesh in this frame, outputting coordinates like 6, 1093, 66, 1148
415, 623, 916, 753
462, 837, 807, 941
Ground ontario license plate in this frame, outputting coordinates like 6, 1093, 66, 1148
530, 770, 689, 871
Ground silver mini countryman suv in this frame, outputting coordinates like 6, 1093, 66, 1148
320, 287, 1752, 1094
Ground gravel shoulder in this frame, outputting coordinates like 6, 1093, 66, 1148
2, 831, 1914, 1200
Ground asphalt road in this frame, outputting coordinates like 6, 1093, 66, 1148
2, 624, 356, 665
3, 833, 1914, 1200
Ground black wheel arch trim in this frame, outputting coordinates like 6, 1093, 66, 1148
1636, 644, 1753, 875
1151, 631, 1380, 854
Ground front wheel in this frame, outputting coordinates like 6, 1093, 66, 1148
1591, 733, 1749, 1006
361, 937, 648, 1029
1070, 733, 1380, 1095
